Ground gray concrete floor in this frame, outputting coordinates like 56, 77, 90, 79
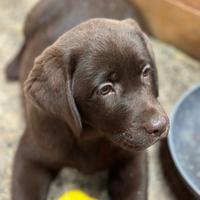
0, 0, 200, 199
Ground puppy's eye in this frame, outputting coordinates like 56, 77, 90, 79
98, 83, 114, 96
142, 64, 151, 77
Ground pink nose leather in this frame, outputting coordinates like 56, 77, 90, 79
144, 115, 168, 136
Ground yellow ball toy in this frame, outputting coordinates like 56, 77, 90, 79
58, 190, 97, 200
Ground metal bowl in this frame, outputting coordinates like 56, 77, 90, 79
168, 83, 200, 197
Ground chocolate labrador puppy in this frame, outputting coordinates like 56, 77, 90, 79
7, 1, 169, 200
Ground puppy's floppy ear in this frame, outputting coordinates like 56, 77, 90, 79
123, 18, 159, 96
142, 33, 159, 95
122, 18, 155, 58
24, 45, 82, 137
123, 18, 155, 57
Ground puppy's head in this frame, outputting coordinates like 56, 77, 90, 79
25, 18, 169, 151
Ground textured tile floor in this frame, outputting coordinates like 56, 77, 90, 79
0, 0, 200, 199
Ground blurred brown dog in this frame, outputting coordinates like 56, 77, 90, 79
7, 1, 169, 200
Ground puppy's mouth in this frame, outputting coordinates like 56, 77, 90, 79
109, 131, 161, 152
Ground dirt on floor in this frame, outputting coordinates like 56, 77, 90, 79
0, 0, 199, 200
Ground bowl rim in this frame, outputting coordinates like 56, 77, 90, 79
168, 82, 200, 197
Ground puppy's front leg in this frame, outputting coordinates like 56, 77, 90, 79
108, 152, 148, 200
12, 135, 58, 200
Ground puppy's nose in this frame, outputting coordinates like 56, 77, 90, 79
144, 115, 168, 136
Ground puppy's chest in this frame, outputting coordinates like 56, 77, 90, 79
68, 142, 121, 174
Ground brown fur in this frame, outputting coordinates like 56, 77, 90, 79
8, 1, 169, 200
